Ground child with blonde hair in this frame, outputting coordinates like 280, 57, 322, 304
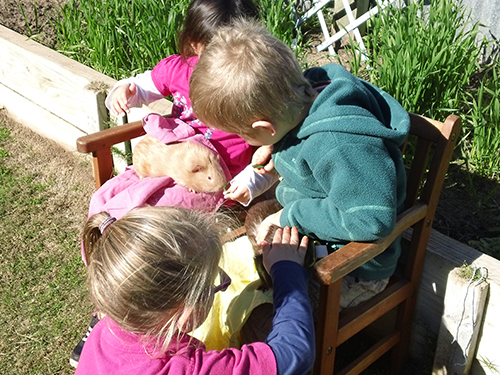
75, 206, 314, 375
72, 1, 271, 367
105, 0, 277, 207
190, 19, 411, 308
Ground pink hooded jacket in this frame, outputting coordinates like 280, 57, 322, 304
88, 113, 231, 221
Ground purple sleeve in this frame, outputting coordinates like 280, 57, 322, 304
266, 261, 315, 375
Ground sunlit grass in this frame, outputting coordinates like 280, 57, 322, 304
0, 114, 94, 375
50, 0, 303, 80
51, 0, 188, 78
341, 0, 499, 181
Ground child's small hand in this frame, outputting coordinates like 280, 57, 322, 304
109, 83, 137, 116
261, 226, 308, 273
252, 145, 276, 176
223, 182, 251, 205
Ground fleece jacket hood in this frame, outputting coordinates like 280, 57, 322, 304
299, 63, 409, 146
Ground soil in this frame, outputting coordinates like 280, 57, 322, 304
0, 0, 61, 47
1, 0, 500, 258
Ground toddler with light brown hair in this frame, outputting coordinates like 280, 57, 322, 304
190, 18, 411, 308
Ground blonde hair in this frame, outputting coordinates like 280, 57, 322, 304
190, 18, 315, 137
82, 206, 225, 353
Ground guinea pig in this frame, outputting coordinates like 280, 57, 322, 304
133, 134, 226, 193
244, 199, 316, 291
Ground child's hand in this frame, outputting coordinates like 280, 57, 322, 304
223, 182, 251, 205
255, 209, 282, 244
252, 145, 276, 176
109, 83, 137, 116
261, 226, 308, 273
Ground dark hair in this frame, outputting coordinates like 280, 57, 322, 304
178, 0, 259, 58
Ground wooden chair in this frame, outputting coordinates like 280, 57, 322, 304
76, 120, 146, 188
76, 112, 462, 374
312, 113, 461, 375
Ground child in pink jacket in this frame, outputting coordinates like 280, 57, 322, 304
76, 206, 314, 375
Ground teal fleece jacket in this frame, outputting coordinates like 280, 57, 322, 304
274, 63, 410, 280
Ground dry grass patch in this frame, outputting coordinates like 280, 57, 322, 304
0, 109, 95, 374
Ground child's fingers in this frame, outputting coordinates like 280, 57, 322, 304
264, 159, 275, 173
279, 226, 291, 244
262, 226, 307, 270
118, 98, 130, 114
112, 102, 125, 116
289, 226, 301, 246
298, 235, 308, 258
271, 226, 284, 244
299, 234, 309, 249
129, 83, 137, 95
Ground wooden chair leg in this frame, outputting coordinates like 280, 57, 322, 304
92, 149, 114, 189
314, 279, 342, 375
391, 229, 432, 373
390, 290, 419, 374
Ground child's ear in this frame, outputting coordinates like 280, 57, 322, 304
252, 121, 277, 136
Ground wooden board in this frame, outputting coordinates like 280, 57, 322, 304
0, 83, 86, 151
432, 268, 489, 375
0, 25, 115, 136
0, 26, 172, 153
412, 229, 500, 375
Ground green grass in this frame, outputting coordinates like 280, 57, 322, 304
340, 0, 499, 181
0, 117, 93, 374
50, 0, 303, 80
7, 1, 500, 373
463, 64, 500, 178
48, 0, 499, 181
52, 0, 188, 79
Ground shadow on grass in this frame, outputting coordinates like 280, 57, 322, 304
434, 163, 500, 260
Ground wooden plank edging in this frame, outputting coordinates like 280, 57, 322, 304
414, 229, 500, 375
0, 25, 172, 151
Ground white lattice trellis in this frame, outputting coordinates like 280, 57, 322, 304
296, 0, 398, 59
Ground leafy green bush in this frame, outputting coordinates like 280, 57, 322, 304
342, 0, 499, 179
52, 0, 188, 78
51, 0, 300, 80
463, 64, 500, 178
51, 0, 499, 179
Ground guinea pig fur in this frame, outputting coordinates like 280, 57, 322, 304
245, 199, 315, 291
133, 134, 226, 193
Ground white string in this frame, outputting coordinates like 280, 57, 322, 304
451, 264, 488, 366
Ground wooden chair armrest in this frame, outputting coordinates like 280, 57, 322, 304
76, 120, 147, 188
313, 203, 428, 285
221, 225, 247, 243
76, 120, 146, 154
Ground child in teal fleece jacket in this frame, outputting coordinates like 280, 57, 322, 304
190, 19, 410, 302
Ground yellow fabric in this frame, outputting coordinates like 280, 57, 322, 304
192, 235, 272, 350
226, 279, 273, 348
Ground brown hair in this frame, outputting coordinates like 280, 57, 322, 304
82, 206, 227, 353
177, 0, 259, 58
190, 18, 315, 137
